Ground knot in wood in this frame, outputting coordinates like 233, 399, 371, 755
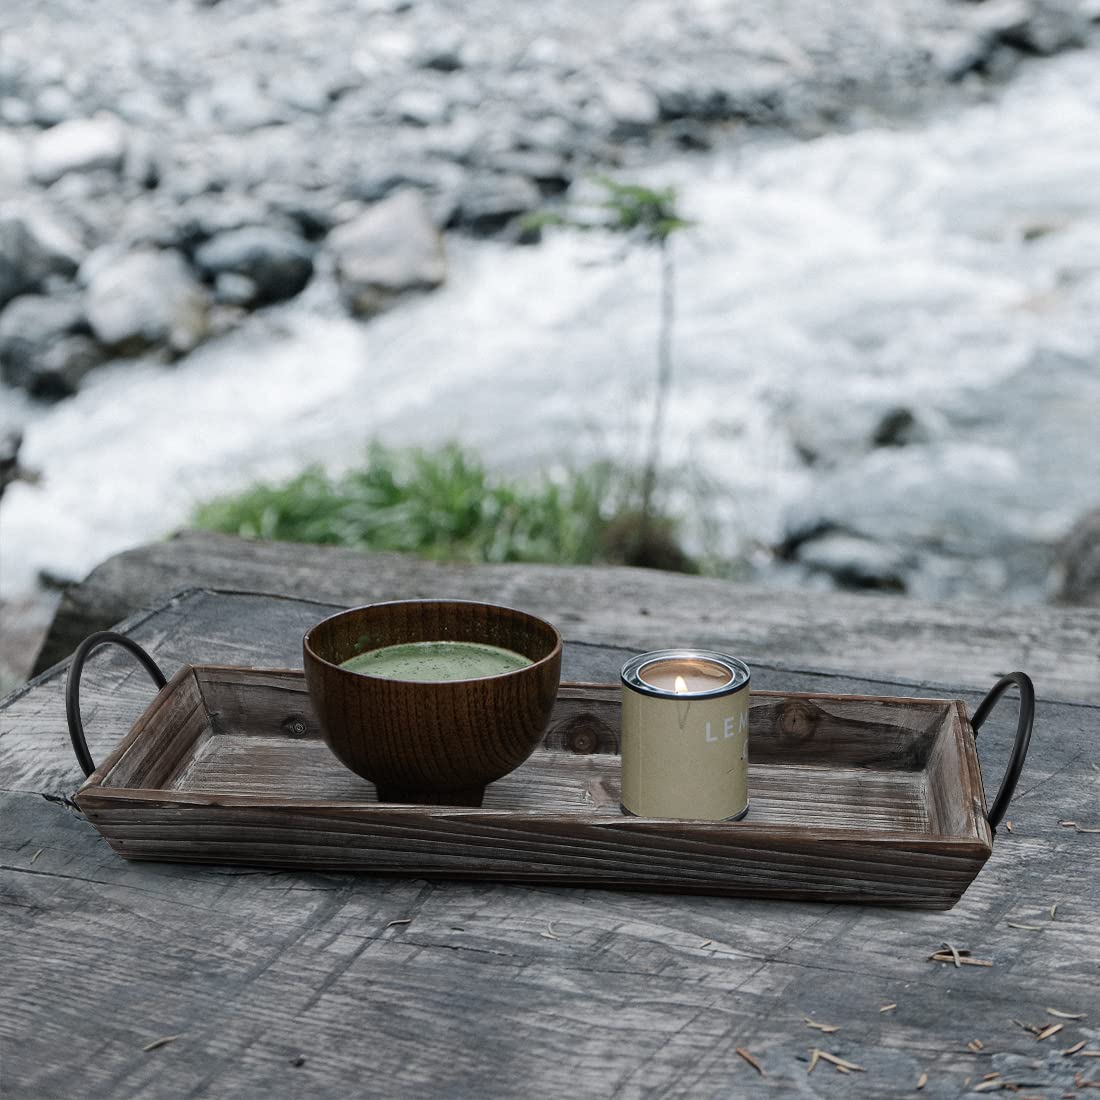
282, 716, 309, 738
778, 700, 819, 740
563, 716, 604, 754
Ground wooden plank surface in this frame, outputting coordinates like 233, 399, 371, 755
3, 589, 1100, 1099
33, 530, 1100, 705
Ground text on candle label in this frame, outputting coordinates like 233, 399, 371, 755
703, 713, 748, 742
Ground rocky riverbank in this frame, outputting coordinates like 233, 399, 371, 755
1, 0, 1094, 397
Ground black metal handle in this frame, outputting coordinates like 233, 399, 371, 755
971, 671, 1035, 832
65, 631, 167, 777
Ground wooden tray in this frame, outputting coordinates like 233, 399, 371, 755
66, 637, 1034, 909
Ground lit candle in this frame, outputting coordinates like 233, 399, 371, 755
637, 656, 734, 695
620, 650, 751, 821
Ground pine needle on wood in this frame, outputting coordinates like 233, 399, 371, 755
142, 1036, 179, 1052
736, 1048, 765, 1076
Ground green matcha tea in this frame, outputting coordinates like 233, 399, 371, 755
340, 640, 533, 681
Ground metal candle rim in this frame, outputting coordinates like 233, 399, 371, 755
620, 650, 751, 700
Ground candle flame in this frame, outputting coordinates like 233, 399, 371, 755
674, 674, 688, 695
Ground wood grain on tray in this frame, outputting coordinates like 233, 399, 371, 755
75, 667, 992, 908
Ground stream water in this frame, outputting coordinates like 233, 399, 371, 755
2, 45, 1098, 601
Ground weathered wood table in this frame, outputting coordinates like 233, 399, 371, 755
3, 566, 1100, 1098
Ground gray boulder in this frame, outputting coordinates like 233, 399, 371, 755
0, 293, 102, 398
794, 532, 909, 593
85, 249, 209, 355
0, 212, 81, 309
329, 190, 446, 318
195, 226, 313, 305
30, 115, 128, 185
450, 173, 541, 235
1053, 509, 1100, 605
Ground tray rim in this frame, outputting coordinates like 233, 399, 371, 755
75, 663, 993, 853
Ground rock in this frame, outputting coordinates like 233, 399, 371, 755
488, 151, 572, 194
667, 120, 712, 151
979, 0, 1089, 54
449, 173, 541, 235
0, 430, 33, 502
345, 162, 444, 204
269, 72, 332, 115
782, 442, 1025, 561
516, 115, 576, 156
600, 80, 660, 136
197, 76, 286, 131
195, 227, 313, 305
76, 242, 129, 288
214, 272, 260, 307
1053, 509, 1100, 605
169, 195, 275, 252
787, 396, 940, 468
391, 88, 451, 127
0, 294, 103, 399
0, 97, 32, 126
329, 189, 446, 317
0, 212, 82, 309
0, 132, 27, 187
123, 131, 161, 190
417, 45, 464, 73
257, 186, 338, 240
85, 249, 209, 355
794, 532, 909, 592
871, 407, 929, 448
29, 114, 128, 185
33, 85, 75, 127
929, 30, 997, 81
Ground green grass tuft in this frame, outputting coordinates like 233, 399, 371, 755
192, 442, 693, 570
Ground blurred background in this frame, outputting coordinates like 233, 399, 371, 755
1, 0, 1099, 692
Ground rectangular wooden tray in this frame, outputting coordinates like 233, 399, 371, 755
76, 665, 995, 909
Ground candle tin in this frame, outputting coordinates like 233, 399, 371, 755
620, 650, 751, 821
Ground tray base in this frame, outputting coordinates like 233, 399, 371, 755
175, 733, 934, 832
76, 666, 993, 908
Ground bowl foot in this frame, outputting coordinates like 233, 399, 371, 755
375, 784, 486, 808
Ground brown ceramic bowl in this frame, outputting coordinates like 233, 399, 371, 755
303, 600, 563, 806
